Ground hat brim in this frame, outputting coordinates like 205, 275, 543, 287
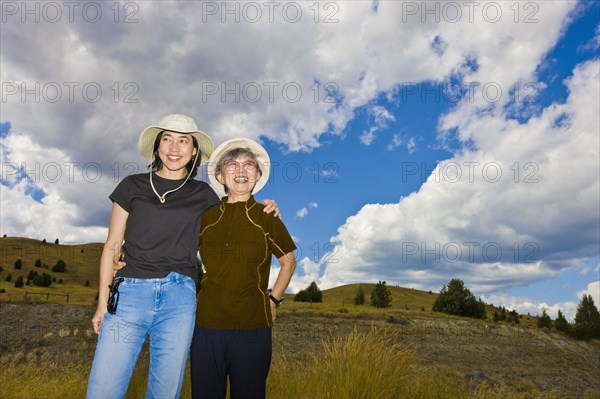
139, 126, 214, 164
207, 138, 270, 198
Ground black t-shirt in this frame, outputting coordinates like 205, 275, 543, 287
110, 172, 220, 281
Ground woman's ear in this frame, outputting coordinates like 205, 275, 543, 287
216, 172, 224, 185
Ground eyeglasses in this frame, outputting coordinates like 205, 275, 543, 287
107, 277, 125, 314
223, 161, 258, 173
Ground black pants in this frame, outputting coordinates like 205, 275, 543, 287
190, 326, 272, 399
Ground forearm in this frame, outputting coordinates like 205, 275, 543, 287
271, 252, 296, 298
97, 240, 121, 307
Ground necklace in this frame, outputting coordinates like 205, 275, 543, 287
149, 151, 199, 203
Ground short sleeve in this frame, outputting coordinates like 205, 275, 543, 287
267, 216, 296, 258
109, 176, 131, 212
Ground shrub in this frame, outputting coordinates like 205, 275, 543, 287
14, 259, 22, 270
51, 260, 66, 273
370, 281, 392, 308
537, 310, 552, 329
58, 279, 63, 284
42, 238, 47, 243
14, 276, 24, 288
34, 259, 42, 268
33, 273, 52, 287
0, 288, 5, 293
55, 239, 59, 244
506, 310, 520, 324
5, 273, 12, 282
84, 280, 90, 287
294, 281, 322, 303
267, 326, 415, 399
27, 270, 38, 282
432, 278, 485, 319
354, 286, 365, 305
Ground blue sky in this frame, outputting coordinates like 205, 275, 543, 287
1, 1, 598, 320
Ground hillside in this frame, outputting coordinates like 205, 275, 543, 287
0, 237, 103, 304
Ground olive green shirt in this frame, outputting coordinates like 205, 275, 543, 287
196, 196, 296, 329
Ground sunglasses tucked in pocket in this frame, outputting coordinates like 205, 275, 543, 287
107, 277, 125, 314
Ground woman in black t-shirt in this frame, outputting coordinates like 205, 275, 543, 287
86, 114, 278, 399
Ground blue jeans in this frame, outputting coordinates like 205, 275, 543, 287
86, 272, 197, 399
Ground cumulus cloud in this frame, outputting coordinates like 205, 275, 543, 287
1, 0, 585, 283
318, 56, 599, 303
578, 280, 600, 307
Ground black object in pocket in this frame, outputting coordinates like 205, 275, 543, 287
107, 277, 125, 314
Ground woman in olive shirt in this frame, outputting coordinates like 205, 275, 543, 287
191, 138, 297, 399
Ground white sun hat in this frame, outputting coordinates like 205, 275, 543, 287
138, 114, 214, 163
208, 138, 270, 197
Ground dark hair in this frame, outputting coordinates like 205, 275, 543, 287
149, 131, 200, 178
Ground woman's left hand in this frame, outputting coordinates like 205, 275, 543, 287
262, 199, 281, 218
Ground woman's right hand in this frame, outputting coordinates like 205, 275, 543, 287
113, 252, 127, 277
91, 305, 107, 335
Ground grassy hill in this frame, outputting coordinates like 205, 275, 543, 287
0, 237, 103, 304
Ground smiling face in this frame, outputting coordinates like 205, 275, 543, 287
156, 131, 197, 179
216, 154, 262, 201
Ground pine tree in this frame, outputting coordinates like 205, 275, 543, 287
554, 309, 570, 333
34, 259, 42, 268
14, 259, 22, 270
14, 276, 24, 288
573, 294, 600, 339
537, 309, 552, 329
370, 281, 392, 308
354, 285, 365, 305
5, 273, 12, 282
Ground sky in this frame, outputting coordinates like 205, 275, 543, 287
1, 0, 598, 321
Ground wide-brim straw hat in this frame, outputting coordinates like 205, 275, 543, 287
208, 138, 270, 197
138, 114, 214, 163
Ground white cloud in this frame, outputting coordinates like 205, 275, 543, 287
578, 281, 600, 307
295, 207, 308, 219
406, 137, 417, 154
386, 134, 403, 151
360, 105, 396, 145
0, 1, 581, 249
294, 202, 318, 219
360, 127, 378, 146
482, 280, 600, 322
317, 57, 599, 298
